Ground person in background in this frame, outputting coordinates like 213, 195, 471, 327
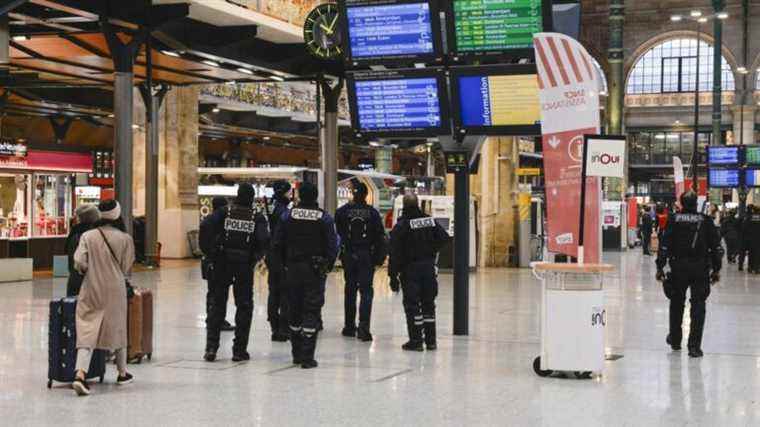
266, 180, 292, 342
199, 196, 234, 332
640, 206, 654, 255
655, 204, 669, 241
721, 209, 740, 264
65, 204, 100, 296
742, 205, 760, 274
738, 204, 753, 271
71, 200, 135, 396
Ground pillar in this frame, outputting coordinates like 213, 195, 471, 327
375, 146, 393, 174
426, 144, 435, 176
712, 0, 725, 146
606, 0, 625, 201
320, 79, 343, 214
114, 72, 134, 234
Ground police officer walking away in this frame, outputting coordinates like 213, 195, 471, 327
266, 180, 292, 342
203, 183, 269, 362
742, 205, 760, 273
656, 191, 722, 358
640, 206, 654, 255
271, 183, 338, 369
389, 194, 450, 351
335, 182, 387, 341
199, 196, 234, 332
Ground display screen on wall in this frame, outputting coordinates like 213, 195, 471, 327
341, 0, 443, 65
746, 169, 760, 187
451, 64, 541, 136
745, 146, 760, 165
707, 146, 740, 165
708, 168, 740, 188
445, 0, 552, 60
346, 68, 451, 137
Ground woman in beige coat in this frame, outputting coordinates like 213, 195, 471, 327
72, 200, 136, 396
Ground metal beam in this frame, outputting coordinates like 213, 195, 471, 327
0, 0, 28, 16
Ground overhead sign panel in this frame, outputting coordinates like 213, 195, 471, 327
446, 0, 552, 61
341, 0, 443, 66
707, 146, 740, 165
451, 64, 541, 136
347, 68, 451, 138
708, 168, 740, 188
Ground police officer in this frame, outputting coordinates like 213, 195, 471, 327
742, 205, 760, 273
271, 183, 338, 369
389, 194, 450, 351
656, 191, 722, 358
266, 180, 292, 342
738, 204, 753, 271
335, 182, 387, 341
203, 183, 269, 362
200, 196, 234, 332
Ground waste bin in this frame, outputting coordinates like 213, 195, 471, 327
530, 262, 615, 378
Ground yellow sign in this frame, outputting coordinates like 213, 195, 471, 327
518, 193, 531, 221
488, 75, 541, 126
517, 168, 541, 176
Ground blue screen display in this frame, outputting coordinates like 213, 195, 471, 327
708, 146, 740, 165
347, 2, 434, 59
709, 169, 740, 187
459, 76, 491, 126
355, 77, 441, 131
746, 169, 760, 187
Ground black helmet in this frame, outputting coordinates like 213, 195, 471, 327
680, 190, 698, 213
272, 180, 291, 197
298, 182, 318, 205
236, 182, 256, 206
211, 196, 228, 211
352, 182, 368, 201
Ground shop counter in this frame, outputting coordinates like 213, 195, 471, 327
0, 236, 67, 270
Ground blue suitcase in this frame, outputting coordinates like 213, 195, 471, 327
47, 297, 106, 388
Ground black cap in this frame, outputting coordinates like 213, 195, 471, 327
299, 182, 318, 204
236, 182, 256, 206
352, 182, 368, 201
272, 180, 291, 197
212, 196, 228, 211
680, 190, 698, 213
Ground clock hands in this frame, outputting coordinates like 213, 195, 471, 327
319, 14, 340, 35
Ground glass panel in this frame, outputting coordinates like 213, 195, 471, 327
33, 174, 72, 237
665, 132, 680, 162
681, 132, 695, 163
0, 174, 30, 238
652, 132, 667, 163
661, 57, 680, 92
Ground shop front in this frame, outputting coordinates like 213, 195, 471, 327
0, 147, 93, 270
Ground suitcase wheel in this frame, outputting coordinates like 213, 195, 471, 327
533, 356, 553, 377
47, 380, 52, 389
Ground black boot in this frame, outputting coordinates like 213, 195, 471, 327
666, 334, 681, 351
301, 331, 319, 369
357, 322, 373, 342
402, 318, 423, 352
423, 320, 437, 350
290, 328, 304, 365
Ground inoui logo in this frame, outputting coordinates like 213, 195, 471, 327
591, 152, 621, 165
591, 307, 606, 327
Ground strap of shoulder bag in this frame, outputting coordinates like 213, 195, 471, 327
97, 227, 125, 275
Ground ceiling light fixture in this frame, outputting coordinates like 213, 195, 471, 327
270, 75, 285, 82
690, 10, 702, 18
11, 35, 30, 41
737, 66, 749, 74
697, 17, 708, 23
670, 15, 683, 22
237, 67, 254, 75
717, 12, 729, 20
161, 50, 180, 57
202, 60, 220, 67
212, 107, 221, 113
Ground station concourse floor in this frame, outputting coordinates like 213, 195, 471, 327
2, 251, 760, 426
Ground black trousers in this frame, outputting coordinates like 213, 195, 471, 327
287, 261, 325, 362
641, 232, 651, 254
342, 251, 375, 331
206, 261, 254, 353
669, 260, 711, 350
402, 260, 438, 341
267, 268, 289, 334
205, 263, 229, 328
66, 271, 84, 297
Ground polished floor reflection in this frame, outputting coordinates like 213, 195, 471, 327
1, 251, 759, 426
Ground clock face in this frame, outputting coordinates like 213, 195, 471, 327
304, 3, 343, 60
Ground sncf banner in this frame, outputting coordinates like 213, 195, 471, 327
673, 157, 685, 201
534, 33, 603, 263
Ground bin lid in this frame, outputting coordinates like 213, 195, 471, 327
531, 262, 615, 273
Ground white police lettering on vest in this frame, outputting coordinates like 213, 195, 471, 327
292, 208, 323, 221
410, 217, 435, 229
224, 218, 256, 233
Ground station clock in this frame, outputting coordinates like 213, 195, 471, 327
303, 3, 344, 60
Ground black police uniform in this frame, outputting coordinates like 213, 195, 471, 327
743, 212, 760, 273
266, 191, 292, 340
271, 198, 338, 368
335, 200, 387, 339
389, 206, 450, 351
199, 197, 233, 332
640, 212, 653, 255
204, 192, 269, 360
656, 210, 722, 356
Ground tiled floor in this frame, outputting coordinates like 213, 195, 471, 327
1, 251, 759, 426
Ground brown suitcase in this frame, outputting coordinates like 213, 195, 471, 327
127, 288, 153, 363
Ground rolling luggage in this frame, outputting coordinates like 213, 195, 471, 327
188, 230, 203, 258
128, 288, 154, 363
48, 297, 106, 388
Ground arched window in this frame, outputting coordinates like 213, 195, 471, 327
626, 38, 735, 94
592, 58, 608, 94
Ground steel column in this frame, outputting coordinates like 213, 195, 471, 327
319, 78, 343, 214
114, 72, 134, 234
712, 1, 725, 147
453, 162, 470, 336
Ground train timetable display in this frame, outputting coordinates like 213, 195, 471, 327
707, 146, 740, 165
708, 169, 740, 188
344, 1, 436, 61
349, 71, 449, 136
451, 0, 545, 54
458, 74, 540, 127
746, 146, 760, 165
746, 169, 760, 187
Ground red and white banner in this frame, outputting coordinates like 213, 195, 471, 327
0, 150, 92, 173
673, 156, 685, 201
534, 32, 603, 263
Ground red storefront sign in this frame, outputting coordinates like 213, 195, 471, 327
0, 150, 92, 173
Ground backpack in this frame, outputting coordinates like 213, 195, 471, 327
348, 214, 368, 247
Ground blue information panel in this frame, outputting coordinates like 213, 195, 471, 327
709, 168, 740, 188
355, 77, 441, 131
746, 169, 760, 187
346, 2, 434, 59
707, 146, 740, 165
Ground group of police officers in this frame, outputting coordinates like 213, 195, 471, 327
199, 180, 449, 368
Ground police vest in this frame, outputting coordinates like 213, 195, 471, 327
222, 205, 256, 262
670, 213, 708, 260
404, 216, 439, 261
346, 207, 372, 249
285, 207, 326, 261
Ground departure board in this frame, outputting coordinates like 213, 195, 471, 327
707, 146, 740, 165
708, 169, 740, 188
346, 2, 434, 59
347, 69, 450, 136
746, 169, 760, 187
746, 146, 760, 165
458, 74, 540, 127
451, 0, 545, 53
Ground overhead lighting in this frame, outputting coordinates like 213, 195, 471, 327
12, 35, 30, 41
690, 10, 703, 18
225, 81, 236, 85
202, 60, 220, 67
132, 124, 140, 130
237, 67, 254, 75
737, 66, 749, 74
212, 107, 221, 113
263, 136, 271, 141
670, 15, 683, 22
717, 12, 729, 20
369, 141, 382, 147
270, 75, 285, 82
697, 17, 708, 23
161, 50, 180, 57
108, 113, 115, 118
